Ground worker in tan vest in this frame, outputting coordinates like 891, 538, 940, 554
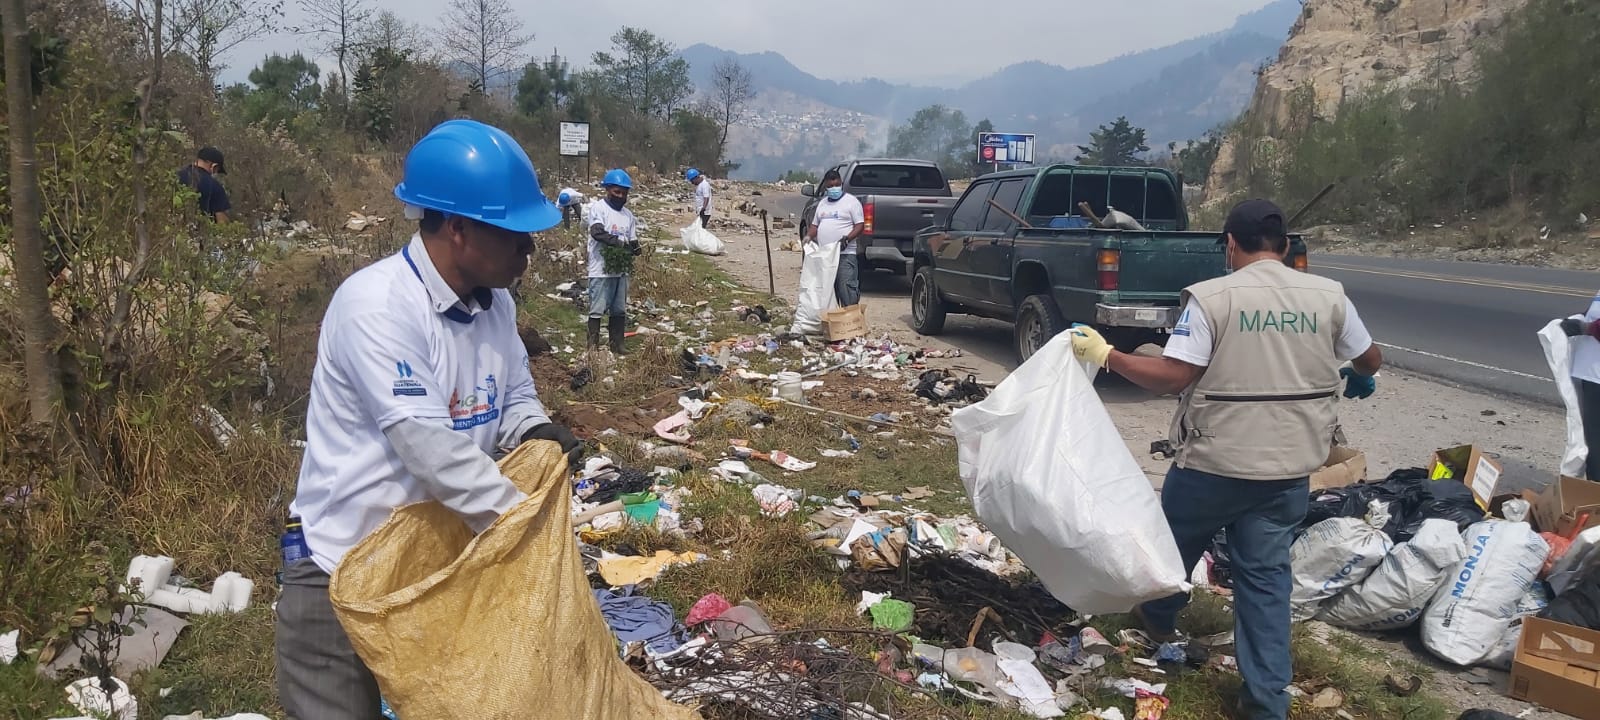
1070, 198, 1382, 720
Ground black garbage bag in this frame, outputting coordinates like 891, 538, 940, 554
1301, 467, 1485, 543
1458, 711, 1519, 720
1540, 562, 1600, 630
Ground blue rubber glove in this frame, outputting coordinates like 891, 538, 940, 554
1340, 367, 1376, 399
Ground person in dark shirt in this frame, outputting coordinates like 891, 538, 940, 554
177, 146, 232, 223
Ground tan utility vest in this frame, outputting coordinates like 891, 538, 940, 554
1170, 259, 1347, 480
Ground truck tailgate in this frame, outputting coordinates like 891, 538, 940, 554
865, 195, 955, 239
1113, 233, 1225, 296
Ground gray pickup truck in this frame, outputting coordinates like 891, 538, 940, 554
800, 159, 957, 274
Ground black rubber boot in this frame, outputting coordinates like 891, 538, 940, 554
586, 318, 602, 349
608, 315, 627, 355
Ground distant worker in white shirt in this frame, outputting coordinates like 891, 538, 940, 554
807, 168, 866, 307
556, 186, 586, 228
275, 119, 581, 720
687, 168, 713, 229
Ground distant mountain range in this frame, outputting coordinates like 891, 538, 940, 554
679, 0, 1302, 179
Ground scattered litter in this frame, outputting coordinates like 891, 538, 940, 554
65, 676, 137, 720
1311, 686, 1345, 708
1153, 642, 1186, 664
902, 486, 934, 501
652, 411, 692, 444
1133, 689, 1170, 719
1100, 677, 1166, 698
751, 484, 803, 518
597, 550, 703, 587
125, 555, 253, 614
1113, 628, 1150, 652
592, 585, 684, 654
1083, 708, 1126, 720
819, 449, 854, 458
685, 593, 732, 627
1384, 672, 1423, 696
767, 451, 816, 472
43, 606, 189, 680
0, 629, 15, 664
868, 598, 915, 632
708, 600, 775, 641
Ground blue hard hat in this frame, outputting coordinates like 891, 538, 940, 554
394, 119, 560, 233
558, 190, 572, 205
602, 168, 633, 189
685, 168, 701, 181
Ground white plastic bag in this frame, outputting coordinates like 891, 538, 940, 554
950, 333, 1187, 614
1289, 500, 1394, 620
679, 218, 725, 256
790, 242, 840, 335
1421, 519, 1549, 666
1540, 318, 1588, 477
1319, 518, 1467, 630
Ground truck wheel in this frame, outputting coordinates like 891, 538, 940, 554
911, 266, 948, 335
1015, 294, 1067, 363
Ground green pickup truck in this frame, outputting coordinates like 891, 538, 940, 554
910, 164, 1308, 362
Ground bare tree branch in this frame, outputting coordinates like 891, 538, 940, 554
440, 0, 531, 95
709, 57, 754, 152
294, 0, 371, 97
167, 0, 283, 83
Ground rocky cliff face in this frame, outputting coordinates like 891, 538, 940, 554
1205, 0, 1528, 200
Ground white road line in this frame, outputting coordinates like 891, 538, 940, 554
1375, 341, 1548, 382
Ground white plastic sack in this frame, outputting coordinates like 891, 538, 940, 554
1421, 519, 1549, 666
679, 218, 725, 256
790, 242, 840, 335
1289, 500, 1394, 620
950, 333, 1187, 614
1540, 318, 1588, 477
1318, 518, 1467, 631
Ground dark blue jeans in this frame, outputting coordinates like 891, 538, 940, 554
1140, 465, 1309, 720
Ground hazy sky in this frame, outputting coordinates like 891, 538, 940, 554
222, 0, 1276, 87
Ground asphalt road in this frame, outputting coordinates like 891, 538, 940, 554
762, 188, 1593, 404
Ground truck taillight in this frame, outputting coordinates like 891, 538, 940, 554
1097, 249, 1120, 291
1293, 253, 1309, 272
863, 200, 875, 235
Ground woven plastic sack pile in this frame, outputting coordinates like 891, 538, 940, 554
330, 442, 701, 719
950, 333, 1187, 614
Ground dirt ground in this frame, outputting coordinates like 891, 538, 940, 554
690, 198, 1579, 719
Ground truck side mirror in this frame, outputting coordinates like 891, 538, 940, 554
800, 184, 816, 198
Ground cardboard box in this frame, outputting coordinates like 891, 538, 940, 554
823, 305, 867, 342
1510, 616, 1600, 720
1429, 444, 1505, 510
1532, 475, 1600, 537
1310, 446, 1368, 491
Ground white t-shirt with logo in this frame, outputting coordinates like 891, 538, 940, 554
1571, 291, 1600, 384
586, 200, 639, 279
694, 180, 713, 214
812, 193, 865, 253
1164, 294, 1374, 367
292, 234, 549, 573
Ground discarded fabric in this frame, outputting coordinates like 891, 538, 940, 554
592, 586, 685, 654
752, 483, 803, 518
597, 550, 703, 587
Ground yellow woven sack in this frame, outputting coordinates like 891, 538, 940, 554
329, 441, 701, 719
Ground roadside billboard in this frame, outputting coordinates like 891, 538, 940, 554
978, 132, 1035, 165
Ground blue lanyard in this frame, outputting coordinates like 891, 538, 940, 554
402, 245, 477, 324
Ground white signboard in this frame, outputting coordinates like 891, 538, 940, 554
559, 121, 590, 157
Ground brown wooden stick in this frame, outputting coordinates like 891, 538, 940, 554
572, 500, 625, 525
987, 199, 1033, 229
1077, 201, 1108, 228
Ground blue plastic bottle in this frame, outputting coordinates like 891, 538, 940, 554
281, 516, 310, 567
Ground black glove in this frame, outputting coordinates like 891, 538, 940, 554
1561, 318, 1592, 338
521, 423, 582, 466
628, 240, 642, 256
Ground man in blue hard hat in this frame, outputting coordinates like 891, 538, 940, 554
686, 168, 712, 229
586, 169, 641, 353
274, 119, 582, 720
556, 186, 586, 229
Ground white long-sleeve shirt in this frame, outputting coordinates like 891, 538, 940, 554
291, 234, 550, 573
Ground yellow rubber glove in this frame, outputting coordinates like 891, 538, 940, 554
1069, 324, 1112, 367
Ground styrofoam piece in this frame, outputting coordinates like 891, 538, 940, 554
125, 555, 174, 597
211, 573, 254, 612
65, 676, 137, 720
146, 587, 222, 615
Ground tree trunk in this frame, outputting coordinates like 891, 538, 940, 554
2, 0, 63, 424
